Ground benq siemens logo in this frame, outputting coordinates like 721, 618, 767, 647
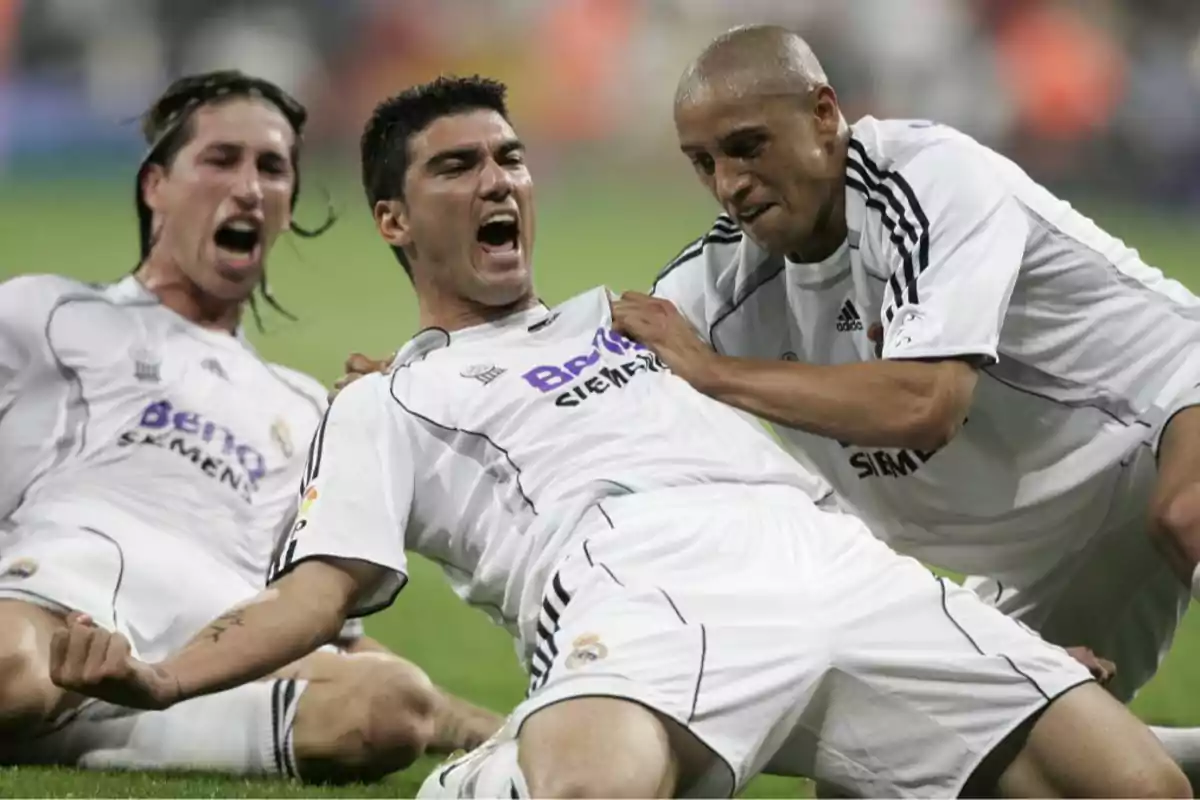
521, 326, 667, 407
117, 400, 267, 503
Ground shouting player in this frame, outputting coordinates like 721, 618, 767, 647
0, 70, 496, 781
46, 76, 1190, 799
612, 23, 1200, 777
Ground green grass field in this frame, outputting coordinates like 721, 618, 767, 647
2, 168, 1200, 797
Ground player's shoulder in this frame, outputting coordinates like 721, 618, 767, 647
0, 273, 109, 316
654, 214, 745, 287
328, 369, 390, 419
652, 213, 772, 307
849, 116, 1000, 187
849, 116, 977, 168
262, 362, 329, 413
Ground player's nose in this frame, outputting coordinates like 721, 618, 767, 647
478, 158, 513, 201
231, 163, 264, 207
713, 158, 751, 207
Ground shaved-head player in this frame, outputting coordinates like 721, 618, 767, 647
615, 23, 1200, 783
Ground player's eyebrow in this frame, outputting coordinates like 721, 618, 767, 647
425, 146, 480, 170
495, 139, 525, 159
717, 125, 769, 150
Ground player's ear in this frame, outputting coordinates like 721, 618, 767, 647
812, 85, 841, 142
141, 164, 168, 214
374, 199, 411, 249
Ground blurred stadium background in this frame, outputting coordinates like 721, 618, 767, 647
2, 0, 1200, 796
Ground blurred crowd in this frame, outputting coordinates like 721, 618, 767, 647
2, 0, 1200, 205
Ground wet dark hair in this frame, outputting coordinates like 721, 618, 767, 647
135, 69, 336, 328
359, 75, 509, 276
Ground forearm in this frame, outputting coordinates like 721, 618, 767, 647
163, 564, 350, 701
695, 355, 969, 450
430, 690, 503, 754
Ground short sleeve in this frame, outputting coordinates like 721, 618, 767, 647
0, 276, 63, 410
268, 374, 413, 617
873, 142, 1029, 365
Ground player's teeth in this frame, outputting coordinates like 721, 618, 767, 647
226, 221, 256, 231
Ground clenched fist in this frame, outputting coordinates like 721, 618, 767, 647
328, 352, 395, 403
49, 612, 181, 710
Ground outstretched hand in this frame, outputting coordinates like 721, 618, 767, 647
49, 612, 181, 710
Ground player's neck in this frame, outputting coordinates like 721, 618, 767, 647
786, 178, 847, 264
416, 291, 541, 334
135, 258, 243, 334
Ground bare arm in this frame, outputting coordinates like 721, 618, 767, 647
166, 558, 386, 700
693, 354, 979, 451
612, 291, 979, 452
50, 557, 387, 708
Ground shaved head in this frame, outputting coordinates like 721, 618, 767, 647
673, 25, 848, 263
676, 25, 829, 109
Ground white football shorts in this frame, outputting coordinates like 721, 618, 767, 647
482, 484, 1093, 798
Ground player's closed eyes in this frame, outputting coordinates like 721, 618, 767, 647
691, 153, 715, 175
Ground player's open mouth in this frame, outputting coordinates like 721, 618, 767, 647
476, 211, 520, 255
737, 203, 774, 225
213, 217, 263, 270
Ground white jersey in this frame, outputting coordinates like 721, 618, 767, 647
269, 286, 829, 650
653, 116, 1200, 581
0, 274, 326, 588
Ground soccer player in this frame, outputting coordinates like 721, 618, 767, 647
0, 69, 497, 781
46, 75, 1191, 799
613, 23, 1200, 775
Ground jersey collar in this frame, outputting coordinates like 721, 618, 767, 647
393, 300, 552, 366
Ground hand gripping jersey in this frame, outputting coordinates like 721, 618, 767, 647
653, 116, 1200, 582
269, 287, 830, 653
0, 274, 326, 589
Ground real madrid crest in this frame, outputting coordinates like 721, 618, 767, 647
564, 633, 608, 670
271, 418, 295, 459
1, 557, 38, 579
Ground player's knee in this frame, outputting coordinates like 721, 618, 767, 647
0, 648, 58, 735
525, 766, 667, 799
294, 658, 437, 783
1152, 479, 1200, 550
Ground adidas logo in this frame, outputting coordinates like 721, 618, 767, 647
836, 299, 864, 332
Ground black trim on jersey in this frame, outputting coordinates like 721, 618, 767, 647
844, 171, 919, 321
389, 365, 538, 514
652, 214, 744, 293
846, 138, 930, 320
301, 403, 333, 489
707, 258, 788, 353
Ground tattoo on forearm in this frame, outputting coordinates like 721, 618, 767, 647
206, 609, 247, 643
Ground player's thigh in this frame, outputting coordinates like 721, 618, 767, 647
991, 681, 1190, 799
1153, 402, 1200, 557
519, 695, 702, 799
286, 649, 439, 783
507, 555, 748, 798
778, 526, 1098, 798
969, 450, 1187, 702
0, 599, 72, 730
